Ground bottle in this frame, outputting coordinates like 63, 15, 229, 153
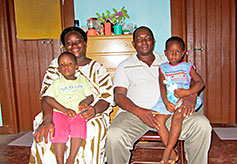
74, 20, 80, 27
99, 24, 104, 35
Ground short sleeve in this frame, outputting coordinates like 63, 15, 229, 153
113, 63, 129, 89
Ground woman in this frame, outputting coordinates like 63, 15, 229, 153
29, 27, 113, 164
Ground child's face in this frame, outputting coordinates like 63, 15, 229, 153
58, 54, 77, 80
165, 41, 185, 65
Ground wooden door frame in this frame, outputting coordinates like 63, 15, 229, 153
0, 0, 18, 134
170, 0, 188, 63
60, 0, 75, 29
235, 0, 237, 124
170, 0, 186, 41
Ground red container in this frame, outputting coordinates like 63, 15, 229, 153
104, 22, 111, 35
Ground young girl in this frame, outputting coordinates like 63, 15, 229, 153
151, 36, 205, 164
43, 52, 94, 164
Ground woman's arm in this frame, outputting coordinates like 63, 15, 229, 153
80, 95, 94, 106
93, 99, 109, 114
88, 62, 113, 114
34, 98, 54, 143
34, 58, 60, 143
79, 62, 113, 120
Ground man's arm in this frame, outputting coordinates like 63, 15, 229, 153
177, 67, 205, 117
114, 86, 159, 130
175, 67, 204, 98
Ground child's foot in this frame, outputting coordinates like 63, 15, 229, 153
160, 161, 169, 164
168, 149, 179, 164
161, 149, 170, 164
66, 158, 74, 164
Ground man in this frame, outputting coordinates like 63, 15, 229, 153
105, 26, 212, 164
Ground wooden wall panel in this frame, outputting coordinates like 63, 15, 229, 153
0, 0, 18, 134
171, 0, 236, 123
185, 0, 236, 123
11, 40, 61, 131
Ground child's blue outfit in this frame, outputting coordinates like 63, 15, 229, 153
151, 62, 202, 114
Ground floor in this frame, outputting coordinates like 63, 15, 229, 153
0, 124, 236, 164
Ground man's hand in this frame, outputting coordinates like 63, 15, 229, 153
136, 108, 160, 130
33, 119, 55, 143
178, 94, 197, 117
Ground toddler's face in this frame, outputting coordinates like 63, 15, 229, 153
165, 41, 185, 65
58, 54, 77, 80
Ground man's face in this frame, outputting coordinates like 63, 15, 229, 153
133, 28, 155, 55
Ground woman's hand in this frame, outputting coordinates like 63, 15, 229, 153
33, 118, 55, 143
136, 108, 160, 130
79, 105, 96, 121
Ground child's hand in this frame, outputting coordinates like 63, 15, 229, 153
174, 88, 190, 98
64, 109, 76, 118
165, 102, 176, 113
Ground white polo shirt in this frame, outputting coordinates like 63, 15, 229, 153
114, 51, 168, 113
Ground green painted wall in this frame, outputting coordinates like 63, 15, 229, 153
74, 0, 171, 54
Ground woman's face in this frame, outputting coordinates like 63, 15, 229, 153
64, 31, 87, 58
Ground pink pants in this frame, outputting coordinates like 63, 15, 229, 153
50, 111, 87, 143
